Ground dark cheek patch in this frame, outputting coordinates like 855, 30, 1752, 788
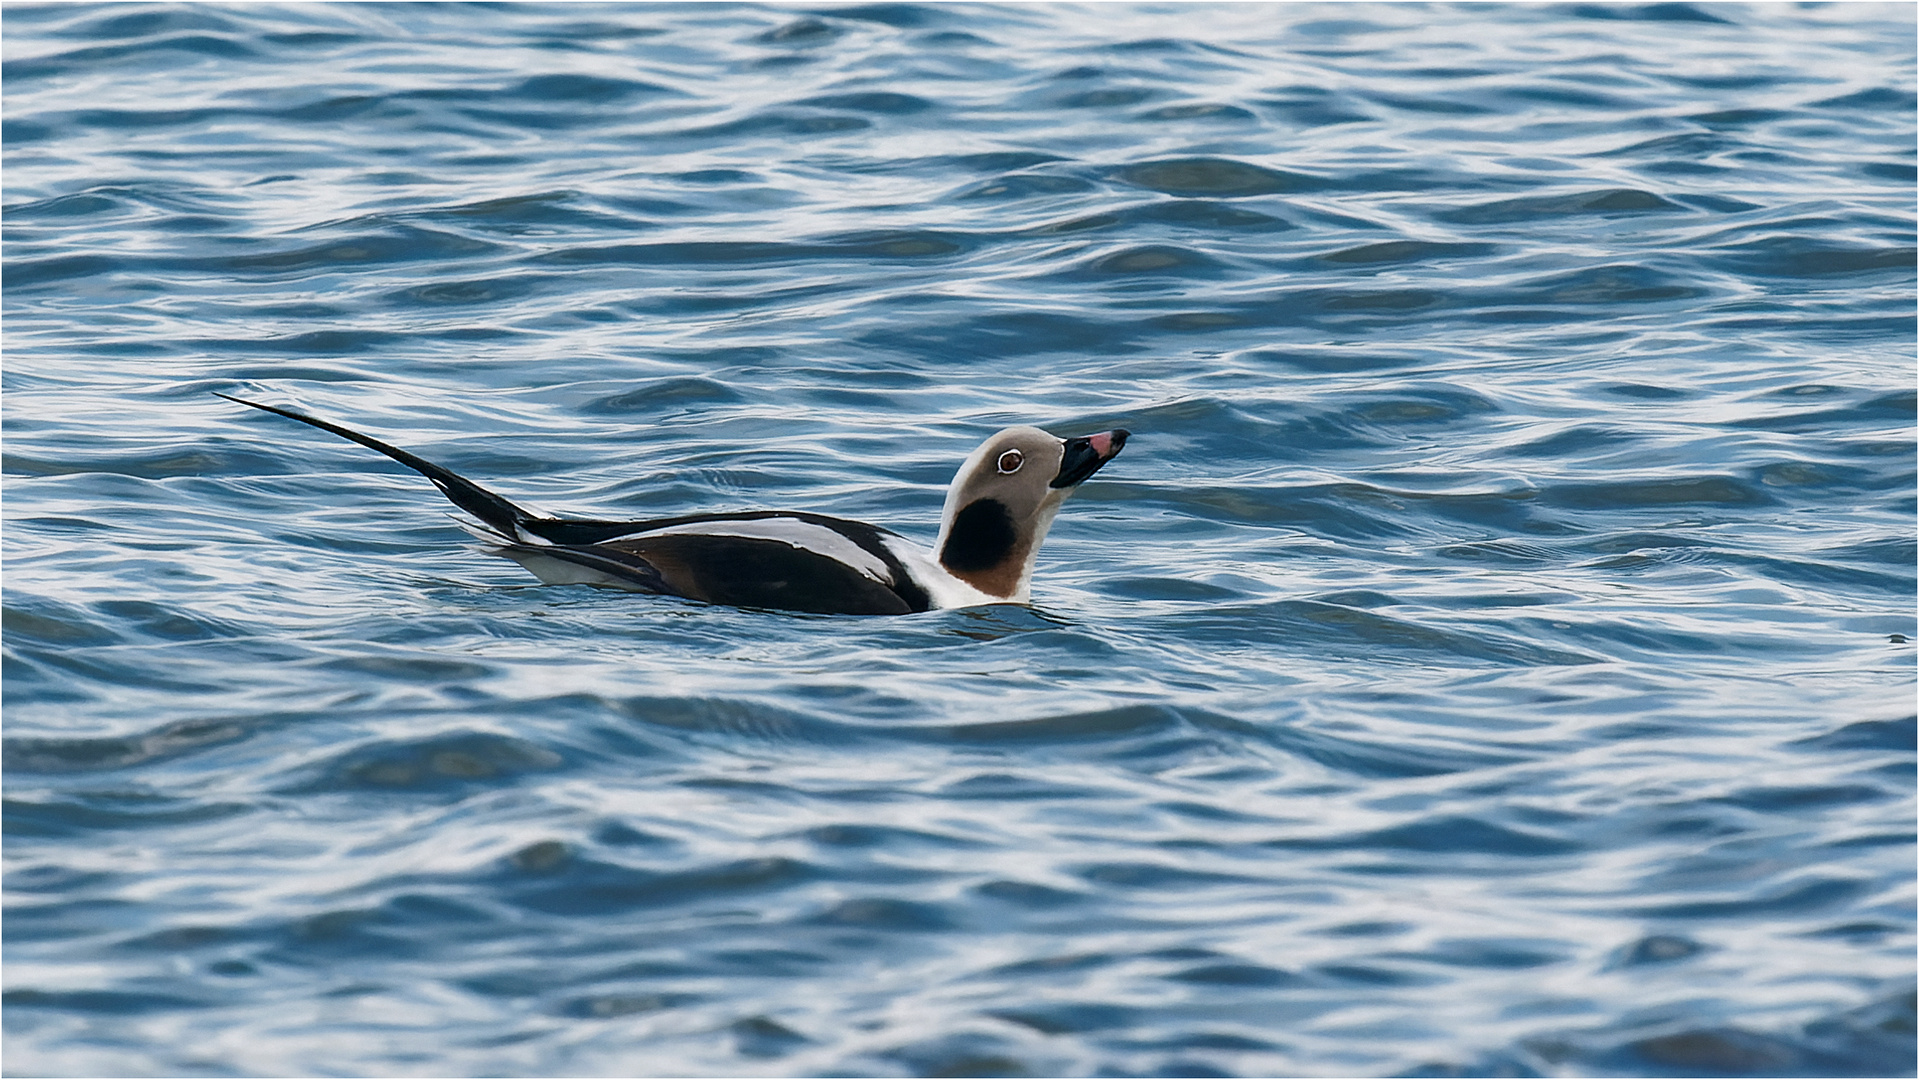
940, 498, 1018, 572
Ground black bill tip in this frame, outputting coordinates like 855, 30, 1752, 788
1050, 428, 1129, 489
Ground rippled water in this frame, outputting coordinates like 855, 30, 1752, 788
5, 3, 1915, 1077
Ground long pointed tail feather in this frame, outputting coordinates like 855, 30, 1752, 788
215, 392, 537, 541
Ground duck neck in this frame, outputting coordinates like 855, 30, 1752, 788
934, 498, 1061, 602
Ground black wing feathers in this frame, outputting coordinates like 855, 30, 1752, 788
608, 533, 915, 615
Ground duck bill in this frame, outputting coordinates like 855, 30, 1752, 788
1050, 428, 1130, 489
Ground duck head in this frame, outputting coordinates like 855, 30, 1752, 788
933, 425, 1129, 602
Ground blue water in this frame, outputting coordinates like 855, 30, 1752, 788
4, 3, 1914, 1076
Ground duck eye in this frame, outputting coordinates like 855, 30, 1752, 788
996, 449, 1024, 474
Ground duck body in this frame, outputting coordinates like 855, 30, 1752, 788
485, 508, 974, 615
217, 394, 1127, 616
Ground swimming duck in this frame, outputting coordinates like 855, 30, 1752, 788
217, 393, 1127, 615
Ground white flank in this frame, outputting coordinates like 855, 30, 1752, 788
635, 518, 895, 584
501, 551, 652, 591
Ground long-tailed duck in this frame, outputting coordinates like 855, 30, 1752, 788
217, 393, 1127, 615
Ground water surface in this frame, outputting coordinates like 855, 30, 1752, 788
4, 3, 1914, 1076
